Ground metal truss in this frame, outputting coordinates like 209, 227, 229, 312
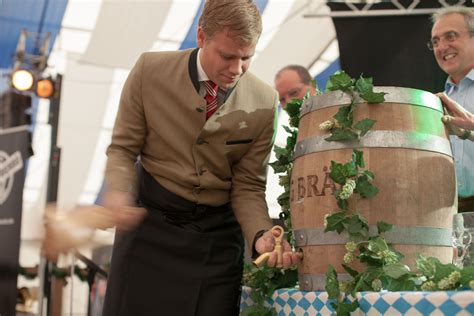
304, 0, 469, 18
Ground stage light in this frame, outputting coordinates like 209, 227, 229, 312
11, 69, 34, 91
36, 78, 55, 98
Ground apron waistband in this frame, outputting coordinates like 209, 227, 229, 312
136, 162, 231, 224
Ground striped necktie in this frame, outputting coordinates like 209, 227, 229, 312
203, 80, 219, 120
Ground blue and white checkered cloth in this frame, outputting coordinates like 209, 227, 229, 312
241, 287, 474, 315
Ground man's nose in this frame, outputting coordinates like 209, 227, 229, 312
436, 38, 451, 51
229, 59, 243, 75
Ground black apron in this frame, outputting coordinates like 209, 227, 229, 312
103, 164, 244, 316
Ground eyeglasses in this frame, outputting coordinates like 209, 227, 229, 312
427, 30, 473, 50
279, 84, 304, 105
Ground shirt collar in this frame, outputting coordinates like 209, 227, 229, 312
465, 69, 474, 81
196, 49, 210, 82
445, 68, 474, 91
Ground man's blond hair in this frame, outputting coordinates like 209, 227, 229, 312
199, 0, 262, 46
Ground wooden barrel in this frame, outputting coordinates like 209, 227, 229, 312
291, 87, 456, 291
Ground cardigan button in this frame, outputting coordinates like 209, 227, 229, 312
196, 138, 207, 145
198, 167, 206, 176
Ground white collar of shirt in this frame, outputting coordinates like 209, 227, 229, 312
197, 49, 210, 83
445, 68, 474, 92
465, 69, 474, 82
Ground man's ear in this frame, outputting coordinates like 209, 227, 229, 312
197, 26, 205, 48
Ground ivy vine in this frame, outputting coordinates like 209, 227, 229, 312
241, 88, 315, 315
321, 71, 386, 141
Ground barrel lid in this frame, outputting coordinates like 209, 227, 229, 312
300, 86, 443, 117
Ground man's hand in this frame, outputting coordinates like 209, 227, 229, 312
102, 191, 147, 231
437, 92, 474, 131
254, 228, 303, 269
43, 205, 95, 261
42, 191, 147, 261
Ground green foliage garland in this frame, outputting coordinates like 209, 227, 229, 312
241, 90, 314, 315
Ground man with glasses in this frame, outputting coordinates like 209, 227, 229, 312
430, 6, 474, 212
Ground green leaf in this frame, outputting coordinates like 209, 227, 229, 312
416, 255, 439, 279
286, 136, 297, 151
352, 149, 365, 168
367, 236, 389, 253
377, 221, 393, 234
325, 128, 359, 141
278, 178, 290, 190
357, 214, 369, 228
362, 266, 384, 283
330, 161, 346, 185
460, 265, 474, 285
273, 145, 289, 159
343, 214, 369, 242
385, 276, 417, 291
334, 105, 354, 128
282, 125, 292, 134
362, 170, 375, 180
342, 264, 360, 278
355, 76, 373, 95
358, 252, 384, 266
351, 275, 366, 296
325, 265, 340, 300
383, 263, 411, 279
360, 90, 387, 103
345, 214, 369, 235
326, 71, 355, 92
335, 300, 359, 316
289, 116, 300, 128
325, 212, 347, 234
341, 163, 358, 180
329, 160, 357, 185
354, 118, 376, 137
433, 261, 458, 281
277, 191, 290, 211
304, 90, 311, 100
284, 99, 302, 118
337, 197, 348, 210
355, 175, 379, 198
268, 161, 287, 173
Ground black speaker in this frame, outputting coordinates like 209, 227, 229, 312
0, 91, 32, 128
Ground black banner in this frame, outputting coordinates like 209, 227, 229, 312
0, 126, 29, 316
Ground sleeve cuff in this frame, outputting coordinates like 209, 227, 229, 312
251, 229, 268, 260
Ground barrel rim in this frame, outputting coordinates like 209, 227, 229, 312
300, 86, 443, 118
293, 130, 453, 159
